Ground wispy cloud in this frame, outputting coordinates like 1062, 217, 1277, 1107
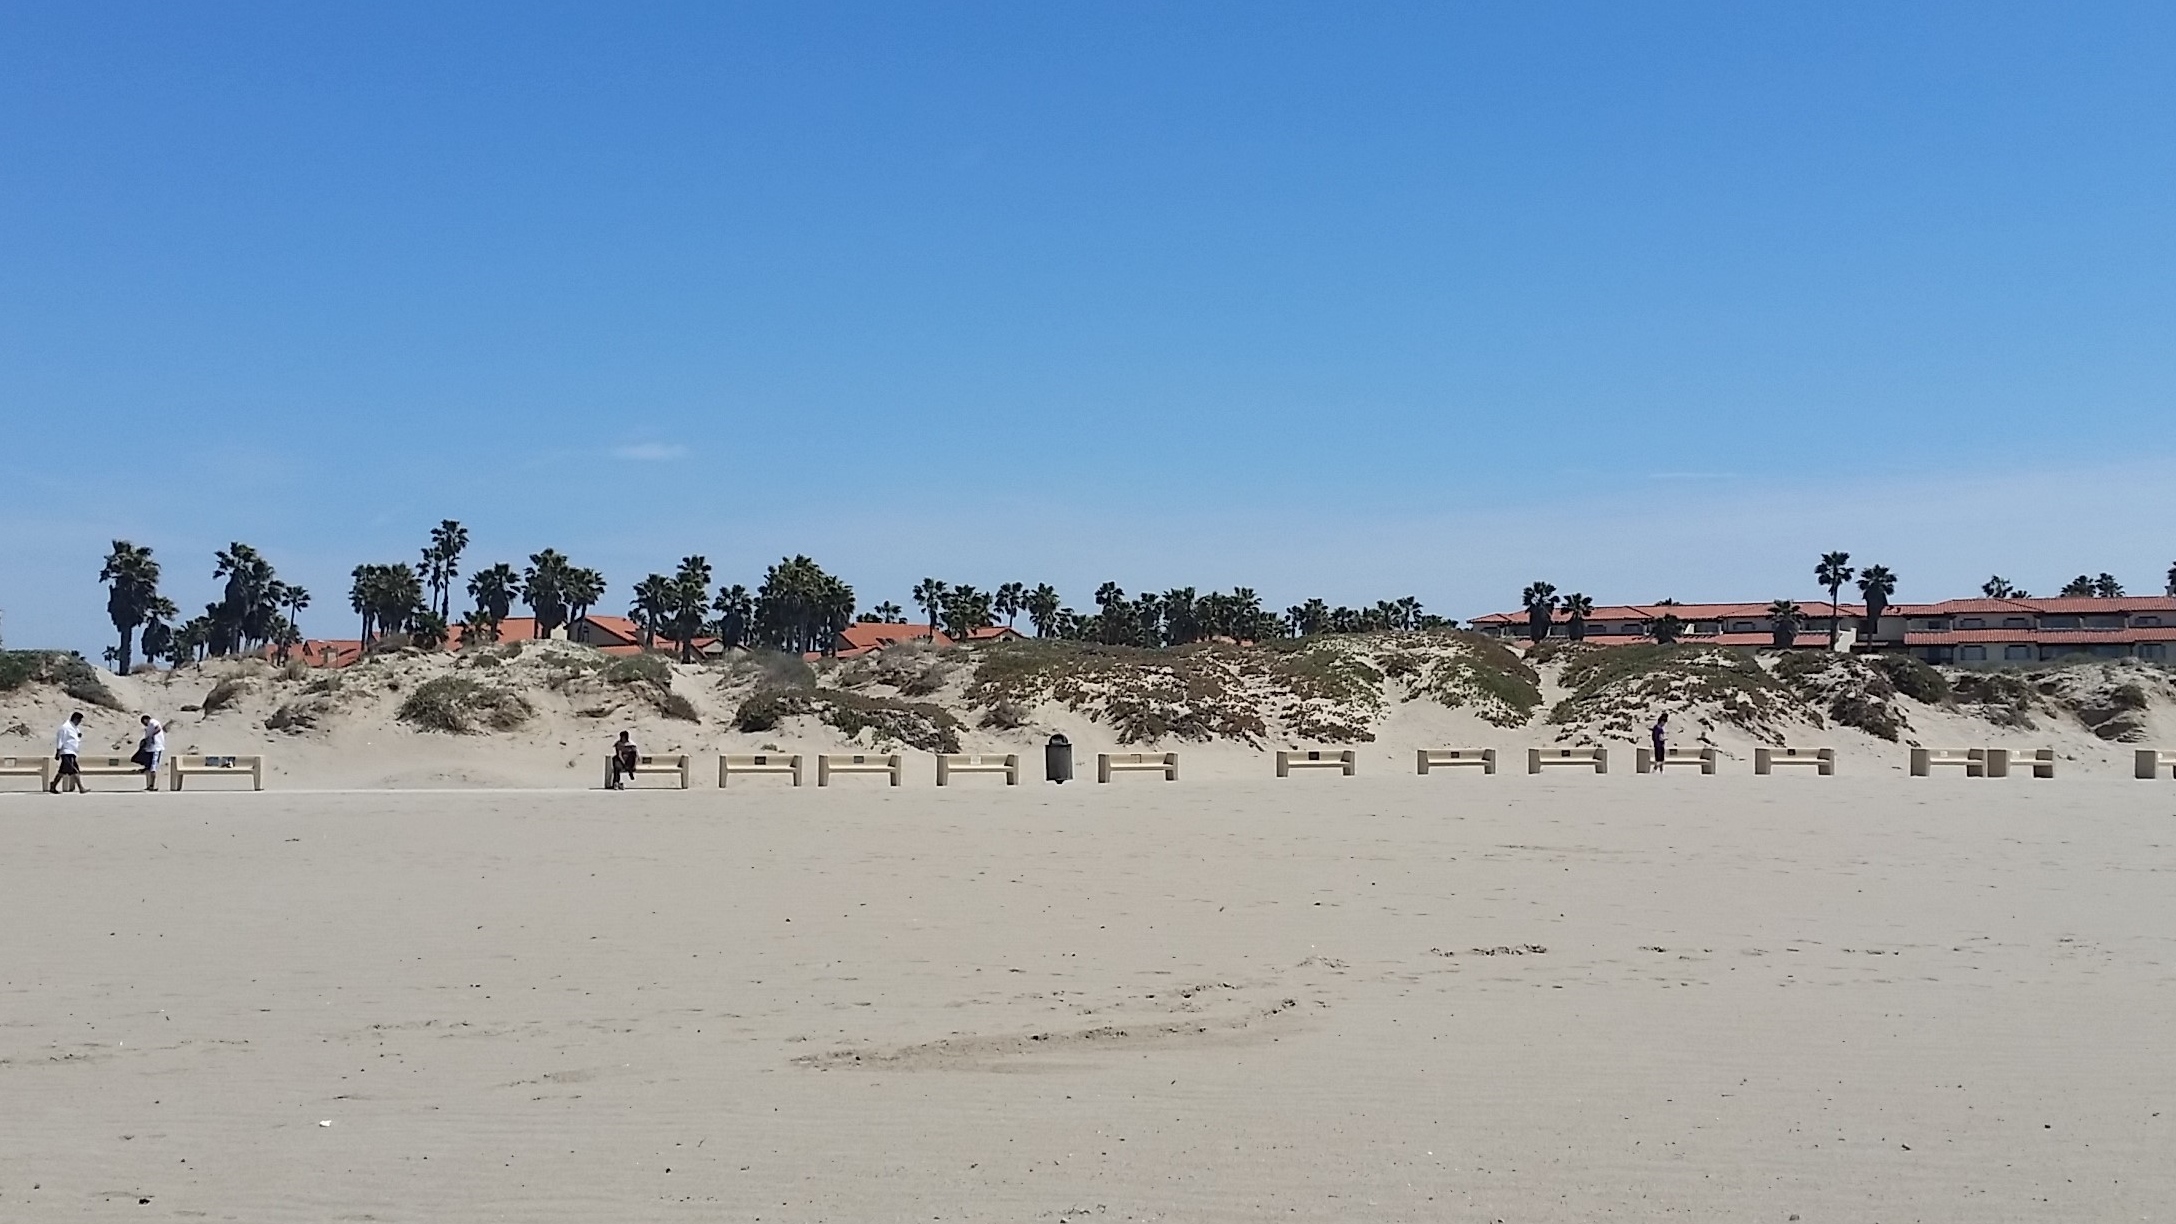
613, 442, 688, 462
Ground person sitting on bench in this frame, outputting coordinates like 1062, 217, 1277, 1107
608, 731, 640, 790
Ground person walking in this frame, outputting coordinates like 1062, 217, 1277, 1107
1649, 711, 1669, 773
608, 731, 639, 790
136, 714, 166, 791
50, 712, 86, 794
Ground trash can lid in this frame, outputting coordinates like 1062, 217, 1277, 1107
1047, 733, 1070, 745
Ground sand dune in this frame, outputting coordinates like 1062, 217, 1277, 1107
2, 774, 2171, 1220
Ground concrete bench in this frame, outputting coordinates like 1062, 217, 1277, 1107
170, 754, 266, 791
1529, 747, 1608, 774
1276, 749, 1355, 777
60, 753, 159, 789
1755, 746, 1835, 776
818, 753, 902, 787
936, 753, 1019, 786
1416, 748, 1496, 775
0, 754, 55, 790
2135, 749, 2176, 780
1910, 748, 1984, 777
1977, 747, 2055, 779
719, 753, 802, 787
1636, 746, 1718, 774
1098, 751, 1179, 782
606, 753, 689, 789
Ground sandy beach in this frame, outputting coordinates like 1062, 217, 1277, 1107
3, 772, 2170, 1221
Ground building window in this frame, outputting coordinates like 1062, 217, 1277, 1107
2142, 643, 2169, 660
2041, 617, 2080, 630
1693, 622, 1720, 635
2002, 618, 2031, 629
2084, 616, 2124, 630
2004, 645, 2033, 661
1958, 645, 1988, 661
1959, 618, 1985, 629
2136, 616, 2163, 627
1731, 621, 1755, 633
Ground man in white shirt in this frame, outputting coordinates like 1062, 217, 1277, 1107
50, 712, 86, 794
139, 714, 167, 791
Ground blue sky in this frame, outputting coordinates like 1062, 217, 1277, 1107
5, 3, 2175, 652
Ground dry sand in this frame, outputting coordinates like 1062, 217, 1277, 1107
2, 772, 2172, 1221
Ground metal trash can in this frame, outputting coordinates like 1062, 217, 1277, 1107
1045, 733, 1073, 784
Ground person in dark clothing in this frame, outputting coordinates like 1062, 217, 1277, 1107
608, 731, 640, 790
1649, 711, 1669, 772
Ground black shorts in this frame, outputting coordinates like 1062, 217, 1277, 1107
57, 753, 79, 775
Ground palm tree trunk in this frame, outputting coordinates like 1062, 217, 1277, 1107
117, 627, 133, 676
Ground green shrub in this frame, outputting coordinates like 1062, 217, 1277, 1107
1825, 692, 1903, 741
732, 686, 960, 751
603, 652, 672, 687
734, 687, 812, 732
203, 678, 254, 714
1552, 644, 1798, 737
0, 651, 122, 709
1870, 654, 1950, 704
660, 692, 701, 722
721, 649, 816, 692
396, 676, 533, 734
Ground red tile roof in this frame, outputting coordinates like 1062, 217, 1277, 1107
837, 623, 952, 651
1472, 601, 1859, 625
1905, 627, 2176, 645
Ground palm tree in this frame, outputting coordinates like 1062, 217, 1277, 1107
521, 550, 577, 637
1520, 581, 1558, 644
2093, 572, 2125, 598
669, 555, 713, 661
139, 597, 179, 667
280, 585, 311, 658
1285, 599, 1331, 637
994, 582, 1025, 629
871, 600, 905, 623
2060, 575, 2096, 598
409, 610, 449, 651
1983, 575, 2026, 599
630, 575, 675, 649
211, 543, 282, 656
423, 520, 469, 620
939, 584, 995, 640
1814, 551, 1854, 648
911, 578, 948, 639
752, 556, 855, 655
712, 584, 753, 649
2166, 562, 2176, 597
1650, 612, 1685, 645
457, 608, 501, 646
98, 540, 163, 675
1855, 565, 1897, 637
351, 564, 378, 643
1561, 593, 1593, 642
1023, 584, 1061, 637
370, 564, 425, 639
1766, 599, 1802, 649
466, 563, 519, 625
562, 567, 605, 628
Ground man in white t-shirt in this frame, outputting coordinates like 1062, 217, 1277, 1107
50, 712, 86, 794
139, 715, 167, 791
